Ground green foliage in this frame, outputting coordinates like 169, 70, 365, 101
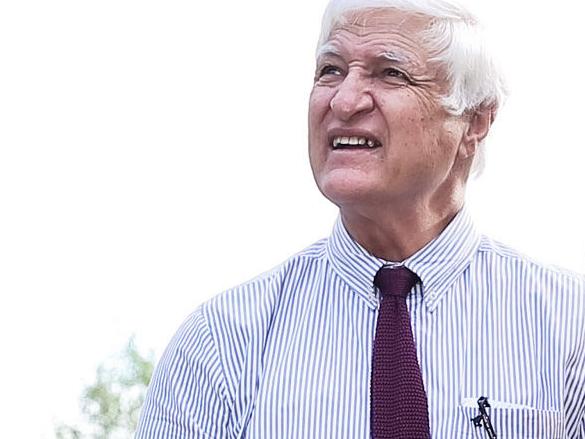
55, 424, 83, 439
55, 337, 155, 439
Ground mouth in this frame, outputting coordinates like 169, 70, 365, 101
330, 135, 382, 150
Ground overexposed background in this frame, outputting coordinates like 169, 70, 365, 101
1, 0, 584, 437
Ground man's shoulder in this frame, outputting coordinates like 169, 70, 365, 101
477, 234, 585, 288
223, 236, 329, 293
476, 235, 585, 351
176, 237, 331, 371
198, 236, 330, 318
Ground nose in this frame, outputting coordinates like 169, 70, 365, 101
329, 72, 374, 121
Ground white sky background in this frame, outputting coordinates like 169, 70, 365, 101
1, 0, 584, 437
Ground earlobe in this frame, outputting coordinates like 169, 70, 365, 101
458, 138, 478, 160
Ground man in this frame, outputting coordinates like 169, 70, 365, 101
136, 0, 585, 437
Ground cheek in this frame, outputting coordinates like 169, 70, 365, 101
308, 94, 324, 169
308, 88, 334, 165
379, 87, 442, 125
308, 88, 331, 127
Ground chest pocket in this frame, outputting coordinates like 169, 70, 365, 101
456, 405, 564, 438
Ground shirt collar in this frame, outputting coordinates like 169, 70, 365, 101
326, 206, 481, 312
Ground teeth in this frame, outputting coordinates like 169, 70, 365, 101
332, 136, 378, 148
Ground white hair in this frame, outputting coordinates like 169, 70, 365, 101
316, 0, 507, 177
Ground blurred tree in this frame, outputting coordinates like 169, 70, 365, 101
55, 337, 155, 439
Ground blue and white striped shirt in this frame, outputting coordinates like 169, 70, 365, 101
136, 208, 585, 438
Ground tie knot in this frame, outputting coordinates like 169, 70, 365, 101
374, 265, 419, 298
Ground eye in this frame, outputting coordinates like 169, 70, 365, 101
318, 64, 343, 78
382, 67, 411, 82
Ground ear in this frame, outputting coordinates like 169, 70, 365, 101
459, 103, 496, 159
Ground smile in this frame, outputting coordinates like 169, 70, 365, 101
331, 136, 381, 149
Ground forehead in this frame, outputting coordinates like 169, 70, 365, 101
323, 8, 432, 62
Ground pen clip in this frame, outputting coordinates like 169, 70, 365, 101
471, 396, 497, 438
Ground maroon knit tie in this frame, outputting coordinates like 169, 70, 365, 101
371, 265, 430, 438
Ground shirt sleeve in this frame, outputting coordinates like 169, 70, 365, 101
135, 306, 232, 438
565, 285, 585, 438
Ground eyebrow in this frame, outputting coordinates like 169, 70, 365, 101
315, 43, 341, 60
380, 51, 410, 64
316, 45, 412, 66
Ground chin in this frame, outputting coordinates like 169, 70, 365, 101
316, 172, 381, 208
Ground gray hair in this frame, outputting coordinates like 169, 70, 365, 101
316, 0, 507, 177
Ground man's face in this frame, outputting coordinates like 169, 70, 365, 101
308, 9, 470, 212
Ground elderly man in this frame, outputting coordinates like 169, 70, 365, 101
136, 0, 585, 437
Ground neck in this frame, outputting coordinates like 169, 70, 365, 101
340, 198, 464, 262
